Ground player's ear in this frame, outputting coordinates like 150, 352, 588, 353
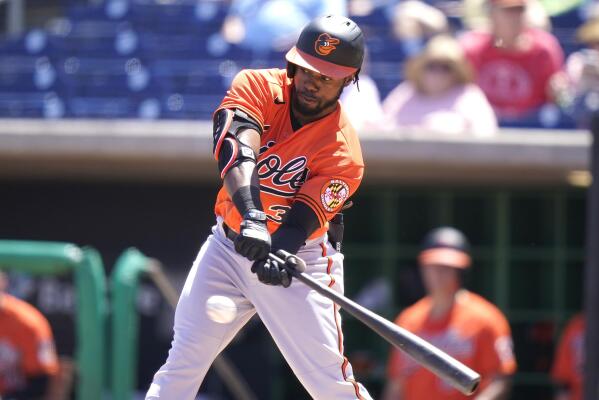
343, 75, 354, 87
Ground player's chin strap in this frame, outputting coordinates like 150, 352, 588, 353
213, 108, 262, 178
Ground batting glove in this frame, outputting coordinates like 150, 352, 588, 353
251, 255, 292, 288
234, 209, 271, 261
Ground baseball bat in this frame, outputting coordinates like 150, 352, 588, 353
269, 252, 481, 396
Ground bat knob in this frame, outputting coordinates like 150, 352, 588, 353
275, 250, 307, 273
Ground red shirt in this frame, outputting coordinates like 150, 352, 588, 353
0, 294, 59, 394
387, 291, 517, 400
552, 313, 585, 400
461, 28, 564, 118
215, 68, 364, 239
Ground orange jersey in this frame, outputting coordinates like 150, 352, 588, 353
386, 290, 517, 400
214, 68, 364, 239
0, 294, 59, 394
551, 313, 585, 400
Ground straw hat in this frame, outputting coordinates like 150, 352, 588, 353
405, 35, 474, 91
577, 17, 599, 45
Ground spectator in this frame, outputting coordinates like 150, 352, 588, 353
551, 313, 585, 400
221, 0, 347, 57
460, 0, 564, 121
382, 35, 497, 137
383, 227, 517, 400
0, 271, 59, 400
340, 52, 385, 132
551, 15, 599, 128
462, 0, 551, 31
390, 0, 449, 57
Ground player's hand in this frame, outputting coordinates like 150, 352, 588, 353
234, 209, 271, 261
251, 255, 292, 288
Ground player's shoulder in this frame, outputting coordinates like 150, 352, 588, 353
458, 291, 509, 327
397, 297, 432, 327
564, 313, 585, 334
2, 294, 51, 334
233, 68, 287, 88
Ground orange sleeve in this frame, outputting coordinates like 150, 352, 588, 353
21, 314, 59, 376
551, 320, 577, 385
387, 315, 405, 379
217, 69, 270, 130
294, 133, 364, 227
475, 314, 517, 378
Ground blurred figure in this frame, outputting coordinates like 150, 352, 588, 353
551, 313, 585, 400
462, 0, 551, 31
383, 227, 516, 400
551, 15, 599, 128
0, 271, 59, 400
390, 0, 449, 57
382, 35, 497, 137
461, 0, 564, 121
340, 51, 385, 132
221, 0, 347, 56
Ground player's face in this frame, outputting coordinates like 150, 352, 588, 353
292, 67, 350, 118
420, 264, 460, 297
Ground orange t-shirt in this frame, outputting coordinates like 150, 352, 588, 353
551, 313, 585, 400
214, 68, 364, 239
386, 290, 517, 400
0, 294, 59, 394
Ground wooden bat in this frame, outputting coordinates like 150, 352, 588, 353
269, 251, 481, 396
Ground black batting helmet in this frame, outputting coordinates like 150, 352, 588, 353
285, 15, 365, 80
418, 227, 472, 269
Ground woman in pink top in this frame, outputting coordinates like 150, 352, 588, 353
382, 35, 497, 137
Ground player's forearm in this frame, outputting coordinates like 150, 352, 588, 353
222, 129, 264, 216
474, 377, 512, 400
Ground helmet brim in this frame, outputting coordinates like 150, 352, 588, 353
418, 248, 471, 269
285, 46, 358, 80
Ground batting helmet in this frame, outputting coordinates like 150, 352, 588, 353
285, 15, 365, 80
418, 227, 472, 269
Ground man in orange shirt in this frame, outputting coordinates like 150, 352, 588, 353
383, 227, 517, 400
147, 15, 372, 399
551, 313, 585, 400
0, 271, 59, 400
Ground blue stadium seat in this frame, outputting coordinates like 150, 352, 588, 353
0, 55, 60, 92
66, 96, 138, 118
0, 91, 65, 118
158, 93, 222, 119
49, 19, 139, 57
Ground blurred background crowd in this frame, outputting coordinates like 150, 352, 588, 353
0, 0, 595, 400
1, 0, 599, 130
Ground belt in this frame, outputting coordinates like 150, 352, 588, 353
222, 223, 238, 242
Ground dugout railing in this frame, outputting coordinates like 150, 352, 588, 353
0, 240, 107, 400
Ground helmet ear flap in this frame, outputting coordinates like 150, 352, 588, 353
287, 62, 296, 78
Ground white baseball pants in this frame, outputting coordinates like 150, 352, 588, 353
146, 219, 372, 400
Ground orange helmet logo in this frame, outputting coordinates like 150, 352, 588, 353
314, 33, 340, 56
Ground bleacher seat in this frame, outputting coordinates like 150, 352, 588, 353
0, 92, 65, 118
66, 96, 137, 118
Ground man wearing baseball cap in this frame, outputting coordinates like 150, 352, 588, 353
383, 227, 517, 400
460, 0, 564, 120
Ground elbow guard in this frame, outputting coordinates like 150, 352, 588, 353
213, 108, 261, 179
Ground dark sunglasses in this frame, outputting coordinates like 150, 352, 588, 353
424, 62, 453, 73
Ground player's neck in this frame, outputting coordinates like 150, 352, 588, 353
429, 289, 460, 319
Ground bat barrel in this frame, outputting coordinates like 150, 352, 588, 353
269, 252, 481, 396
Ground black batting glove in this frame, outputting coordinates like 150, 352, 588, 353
234, 209, 271, 261
251, 256, 292, 288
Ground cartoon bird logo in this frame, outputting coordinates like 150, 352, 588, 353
314, 33, 340, 56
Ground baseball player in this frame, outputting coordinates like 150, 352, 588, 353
383, 227, 517, 400
551, 313, 585, 400
146, 15, 372, 399
0, 271, 59, 400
